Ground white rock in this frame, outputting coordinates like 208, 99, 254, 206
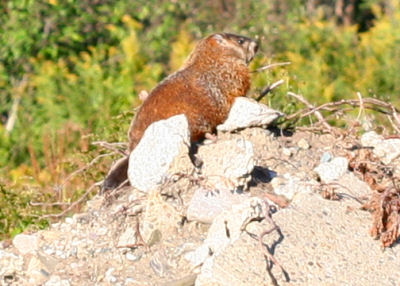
117, 227, 137, 248
297, 138, 310, 149
193, 197, 267, 284
203, 197, 266, 255
128, 114, 191, 192
361, 131, 383, 147
197, 138, 255, 191
217, 97, 283, 132
45, 275, 71, 286
13, 234, 39, 255
271, 174, 316, 200
186, 188, 250, 223
361, 131, 400, 164
184, 244, 211, 269
314, 156, 349, 183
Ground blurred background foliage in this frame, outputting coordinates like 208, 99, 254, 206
0, 0, 399, 238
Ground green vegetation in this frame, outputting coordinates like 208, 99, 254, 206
0, 0, 399, 239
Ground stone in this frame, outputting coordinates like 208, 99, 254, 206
197, 138, 255, 191
194, 199, 271, 286
196, 222, 270, 286
0, 250, 24, 284
128, 114, 192, 192
271, 174, 316, 200
314, 156, 349, 183
188, 197, 267, 279
261, 191, 400, 285
186, 188, 251, 224
297, 138, 310, 149
117, 227, 137, 248
361, 131, 400, 164
45, 275, 71, 286
217, 97, 283, 132
13, 234, 39, 255
141, 190, 183, 245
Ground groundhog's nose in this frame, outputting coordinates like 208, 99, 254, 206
252, 40, 259, 54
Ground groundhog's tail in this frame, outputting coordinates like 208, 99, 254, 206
102, 156, 129, 193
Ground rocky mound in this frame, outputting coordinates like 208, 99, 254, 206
1, 98, 400, 286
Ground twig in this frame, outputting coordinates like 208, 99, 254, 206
92, 141, 128, 156
356, 92, 364, 121
253, 62, 291, 73
60, 152, 114, 188
287, 98, 400, 121
30, 201, 71, 207
103, 179, 130, 203
40, 181, 102, 219
255, 79, 285, 102
287, 92, 332, 131
6, 75, 28, 134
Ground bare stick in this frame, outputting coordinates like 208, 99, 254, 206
92, 141, 128, 156
287, 92, 332, 130
255, 79, 285, 102
253, 62, 291, 73
356, 92, 364, 121
61, 152, 114, 188
286, 97, 400, 132
6, 75, 28, 134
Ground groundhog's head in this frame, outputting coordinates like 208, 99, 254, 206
185, 33, 259, 68
209, 33, 259, 64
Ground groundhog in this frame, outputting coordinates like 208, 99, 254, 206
103, 32, 259, 191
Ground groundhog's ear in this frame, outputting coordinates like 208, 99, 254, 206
212, 34, 225, 44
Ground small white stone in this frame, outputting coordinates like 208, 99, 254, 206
282, 147, 292, 157
126, 252, 141, 262
184, 244, 211, 268
297, 138, 310, 149
13, 234, 39, 255
65, 217, 74, 224
314, 157, 349, 183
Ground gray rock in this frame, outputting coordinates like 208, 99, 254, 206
197, 138, 255, 191
186, 188, 251, 224
320, 151, 333, 163
314, 156, 349, 182
128, 114, 191, 192
217, 97, 283, 132
361, 131, 400, 164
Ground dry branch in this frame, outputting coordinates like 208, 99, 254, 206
287, 92, 332, 130
286, 96, 400, 133
40, 181, 102, 219
255, 79, 285, 102
253, 62, 291, 73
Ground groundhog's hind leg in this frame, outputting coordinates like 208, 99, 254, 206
102, 156, 129, 193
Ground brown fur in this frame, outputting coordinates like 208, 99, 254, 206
103, 33, 258, 191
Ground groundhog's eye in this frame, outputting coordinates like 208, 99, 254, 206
237, 38, 244, 45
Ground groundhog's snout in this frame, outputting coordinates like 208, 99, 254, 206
246, 40, 259, 63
